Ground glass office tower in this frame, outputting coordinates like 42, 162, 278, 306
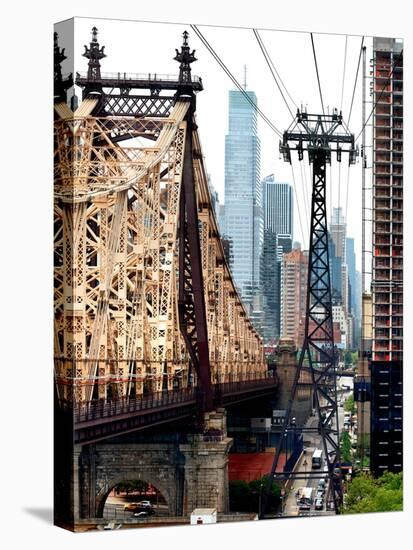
224, 90, 262, 307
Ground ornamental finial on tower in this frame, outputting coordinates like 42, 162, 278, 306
54, 32, 67, 66
174, 30, 197, 85
83, 26, 106, 82
54, 32, 73, 103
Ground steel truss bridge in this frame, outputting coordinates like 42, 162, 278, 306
54, 29, 277, 443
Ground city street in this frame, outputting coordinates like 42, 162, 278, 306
103, 494, 169, 521
282, 375, 354, 518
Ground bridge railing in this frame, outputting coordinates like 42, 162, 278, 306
74, 386, 197, 423
214, 371, 277, 395
76, 71, 203, 84
68, 371, 278, 424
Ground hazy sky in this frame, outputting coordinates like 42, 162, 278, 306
56, 17, 388, 273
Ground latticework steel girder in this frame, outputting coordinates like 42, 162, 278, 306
261, 112, 357, 518
54, 98, 267, 405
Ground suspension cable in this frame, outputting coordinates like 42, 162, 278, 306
344, 163, 351, 224
329, 165, 332, 228
290, 163, 306, 247
340, 35, 348, 112
253, 29, 297, 119
310, 33, 325, 116
191, 23, 314, 256
347, 36, 364, 126
338, 162, 342, 213
299, 160, 310, 230
355, 48, 403, 142
191, 25, 283, 138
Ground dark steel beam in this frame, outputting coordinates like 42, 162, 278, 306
76, 74, 203, 92
260, 111, 357, 519
97, 94, 176, 118
178, 112, 213, 415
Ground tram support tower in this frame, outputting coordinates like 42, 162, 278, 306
261, 110, 357, 517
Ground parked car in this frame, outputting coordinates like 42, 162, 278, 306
124, 500, 153, 511
318, 479, 326, 489
314, 498, 324, 510
137, 500, 152, 509
124, 502, 140, 511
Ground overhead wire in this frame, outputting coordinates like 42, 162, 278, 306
303, 159, 311, 211
310, 33, 325, 116
253, 29, 297, 119
328, 165, 332, 227
290, 163, 306, 247
339, 39, 351, 229
190, 24, 283, 138
337, 163, 342, 214
340, 35, 348, 112
337, 37, 346, 216
191, 24, 313, 251
346, 36, 364, 126
355, 48, 403, 142
344, 163, 351, 224
191, 25, 359, 259
299, 160, 310, 230
251, 27, 310, 247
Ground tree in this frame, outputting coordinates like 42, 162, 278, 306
229, 475, 280, 513
344, 394, 355, 415
344, 350, 353, 366
229, 480, 252, 511
340, 431, 352, 463
353, 434, 370, 469
342, 472, 403, 514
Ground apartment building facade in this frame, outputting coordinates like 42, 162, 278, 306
370, 37, 403, 476
280, 246, 308, 348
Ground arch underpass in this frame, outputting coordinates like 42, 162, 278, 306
101, 479, 169, 520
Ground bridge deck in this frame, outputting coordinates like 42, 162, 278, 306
66, 375, 278, 445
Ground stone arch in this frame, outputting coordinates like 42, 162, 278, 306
96, 473, 172, 518
90, 444, 182, 518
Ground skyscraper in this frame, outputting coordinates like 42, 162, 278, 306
330, 207, 346, 263
224, 89, 262, 307
262, 231, 292, 342
329, 205, 355, 352
261, 175, 294, 342
280, 245, 308, 348
346, 237, 359, 348
263, 174, 293, 235
369, 37, 403, 476
328, 232, 343, 301
346, 238, 358, 311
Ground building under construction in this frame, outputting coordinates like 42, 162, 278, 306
370, 37, 403, 476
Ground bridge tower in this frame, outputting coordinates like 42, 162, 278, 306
54, 27, 270, 529
174, 31, 213, 415
82, 26, 106, 94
